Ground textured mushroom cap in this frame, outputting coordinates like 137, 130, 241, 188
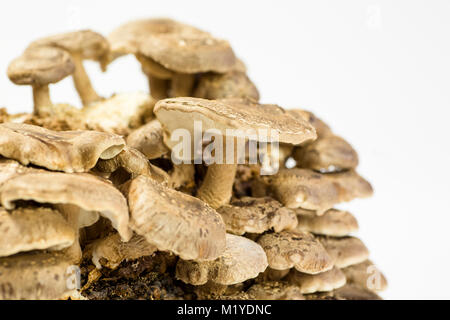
286, 267, 346, 294
126, 175, 226, 261
257, 231, 333, 274
91, 233, 157, 269
318, 236, 370, 268
295, 208, 359, 237
154, 98, 317, 146
325, 170, 374, 202
342, 260, 388, 292
0, 251, 75, 300
294, 135, 359, 172
0, 171, 131, 241
217, 197, 298, 235
126, 119, 169, 159
176, 234, 267, 285
194, 71, 260, 101
0, 123, 125, 172
247, 281, 305, 300
0, 159, 33, 187
0, 206, 75, 257
7, 47, 75, 85
288, 109, 333, 138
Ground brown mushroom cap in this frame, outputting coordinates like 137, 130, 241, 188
0, 171, 131, 241
318, 236, 370, 268
341, 260, 388, 292
247, 281, 305, 300
0, 123, 125, 172
217, 197, 298, 235
126, 119, 170, 160
257, 231, 333, 274
175, 234, 268, 285
0, 206, 75, 257
295, 208, 359, 237
288, 109, 333, 138
286, 267, 346, 294
126, 175, 226, 261
7, 46, 75, 86
325, 170, 374, 202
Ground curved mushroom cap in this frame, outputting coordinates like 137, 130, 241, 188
154, 98, 317, 148
0, 206, 75, 257
318, 236, 370, 268
325, 170, 374, 202
126, 175, 226, 260
295, 208, 359, 237
286, 267, 346, 294
288, 109, 333, 138
126, 119, 170, 159
91, 233, 157, 269
0, 171, 131, 241
333, 284, 382, 300
176, 234, 267, 285
341, 260, 388, 292
0, 251, 75, 300
0, 158, 34, 187
7, 46, 75, 86
294, 135, 359, 172
257, 231, 333, 274
247, 281, 305, 300
194, 71, 260, 101
217, 197, 298, 235
0, 123, 125, 172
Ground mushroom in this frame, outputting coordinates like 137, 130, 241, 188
246, 281, 305, 300
175, 234, 268, 285
286, 267, 346, 294
332, 284, 382, 300
318, 236, 370, 268
7, 46, 75, 115
0, 123, 125, 172
295, 208, 359, 237
325, 170, 374, 202
341, 260, 388, 292
126, 175, 226, 261
0, 158, 34, 187
126, 119, 169, 160
258, 267, 291, 282
217, 197, 298, 235
154, 97, 317, 208
288, 109, 333, 138
257, 231, 333, 274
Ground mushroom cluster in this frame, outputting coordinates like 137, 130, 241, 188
0, 18, 386, 300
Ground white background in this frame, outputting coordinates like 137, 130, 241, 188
1, 0, 449, 299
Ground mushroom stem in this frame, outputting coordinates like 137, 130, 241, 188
170, 73, 195, 97
148, 75, 169, 100
71, 53, 101, 106
55, 204, 82, 263
32, 84, 52, 115
197, 163, 237, 209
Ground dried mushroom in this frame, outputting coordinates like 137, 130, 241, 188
295, 208, 359, 237
126, 119, 170, 159
286, 267, 346, 294
318, 236, 370, 268
341, 260, 388, 292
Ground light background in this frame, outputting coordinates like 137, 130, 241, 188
1, 0, 449, 300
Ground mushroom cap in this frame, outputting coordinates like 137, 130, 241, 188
154, 98, 317, 148
286, 267, 346, 294
217, 197, 298, 235
341, 260, 388, 292
288, 109, 333, 138
7, 46, 75, 86
318, 236, 370, 268
0, 123, 125, 173
324, 170, 374, 202
247, 281, 305, 300
175, 233, 268, 285
257, 231, 334, 274
295, 208, 359, 237
333, 284, 382, 300
0, 171, 131, 241
0, 158, 33, 187
126, 119, 170, 160
0, 206, 75, 257
126, 175, 226, 261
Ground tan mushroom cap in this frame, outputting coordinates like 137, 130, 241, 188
286, 267, 346, 294
318, 236, 370, 268
175, 234, 268, 285
91, 233, 157, 269
258, 267, 291, 282
288, 109, 333, 138
217, 197, 298, 235
257, 231, 333, 274
333, 284, 382, 300
126, 175, 226, 261
325, 170, 374, 202
0, 206, 75, 257
126, 119, 170, 160
0, 171, 131, 241
247, 281, 305, 300
0, 158, 33, 187
294, 135, 359, 172
295, 208, 359, 237
0, 123, 125, 172
342, 260, 388, 292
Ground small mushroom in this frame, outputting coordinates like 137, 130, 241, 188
341, 260, 388, 292
318, 236, 370, 268
126, 175, 226, 261
7, 46, 75, 115
295, 208, 359, 237
286, 267, 346, 294
0, 123, 125, 172
246, 281, 305, 300
217, 197, 298, 235
126, 119, 169, 159
257, 231, 333, 274
175, 234, 268, 285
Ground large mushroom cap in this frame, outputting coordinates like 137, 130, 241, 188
318, 236, 370, 268
295, 208, 359, 237
286, 267, 346, 294
7, 46, 75, 86
175, 233, 268, 285
126, 175, 226, 261
0, 123, 125, 172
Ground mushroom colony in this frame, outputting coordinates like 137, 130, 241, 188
0, 18, 387, 300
